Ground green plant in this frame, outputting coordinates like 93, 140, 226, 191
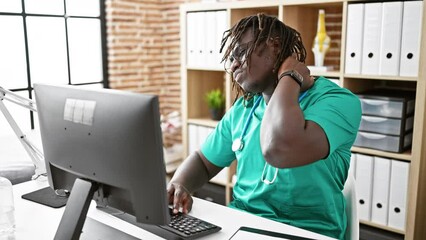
205, 89, 225, 110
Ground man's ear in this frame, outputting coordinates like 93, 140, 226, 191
268, 37, 281, 55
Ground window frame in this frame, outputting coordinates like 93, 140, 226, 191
0, 0, 108, 130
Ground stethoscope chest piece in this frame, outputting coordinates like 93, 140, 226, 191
232, 96, 263, 153
232, 138, 244, 152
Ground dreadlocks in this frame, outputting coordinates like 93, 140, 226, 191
220, 13, 307, 102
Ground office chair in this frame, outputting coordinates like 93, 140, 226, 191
0, 161, 35, 185
343, 174, 359, 240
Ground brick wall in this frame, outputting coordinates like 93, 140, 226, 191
105, 0, 197, 146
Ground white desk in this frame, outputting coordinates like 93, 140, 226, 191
11, 179, 335, 240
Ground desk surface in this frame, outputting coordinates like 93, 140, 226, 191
11, 179, 335, 240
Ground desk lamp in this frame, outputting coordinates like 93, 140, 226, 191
0, 86, 67, 207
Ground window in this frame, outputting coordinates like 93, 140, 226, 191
0, 0, 107, 157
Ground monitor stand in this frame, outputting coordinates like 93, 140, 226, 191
21, 186, 68, 208
55, 178, 98, 240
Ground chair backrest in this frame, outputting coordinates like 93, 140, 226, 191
343, 174, 359, 240
0, 161, 35, 185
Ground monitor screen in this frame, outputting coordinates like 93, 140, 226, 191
34, 83, 170, 239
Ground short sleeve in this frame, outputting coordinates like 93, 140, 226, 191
201, 109, 236, 168
304, 89, 361, 156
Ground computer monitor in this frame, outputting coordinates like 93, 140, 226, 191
34, 83, 170, 239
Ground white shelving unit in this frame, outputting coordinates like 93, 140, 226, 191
179, 1, 426, 239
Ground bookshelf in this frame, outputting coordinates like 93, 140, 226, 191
180, 1, 426, 239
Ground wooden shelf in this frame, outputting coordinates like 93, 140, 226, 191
187, 118, 219, 128
209, 178, 227, 187
344, 74, 418, 82
351, 147, 411, 162
360, 220, 405, 235
311, 70, 341, 78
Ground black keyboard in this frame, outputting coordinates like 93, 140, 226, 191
98, 206, 221, 240
159, 208, 221, 239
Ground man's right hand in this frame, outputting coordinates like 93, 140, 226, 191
166, 151, 222, 214
167, 182, 193, 214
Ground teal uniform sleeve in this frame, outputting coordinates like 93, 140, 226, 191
304, 88, 362, 156
201, 109, 236, 168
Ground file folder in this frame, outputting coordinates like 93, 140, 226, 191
188, 124, 199, 154
361, 3, 382, 75
186, 12, 197, 67
345, 4, 364, 74
215, 11, 227, 69
399, 1, 423, 77
355, 154, 374, 221
204, 11, 216, 68
388, 160, 409, 231
349, 153, 356, 178
211, 167, 229, 185
378, 2, 403, 76
196, 125, 211, 148
194, 11, 206, 68
371, 157, 391, 226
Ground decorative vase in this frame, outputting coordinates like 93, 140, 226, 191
312, 9, 331, 67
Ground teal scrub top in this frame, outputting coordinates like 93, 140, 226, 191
201, 77, 362, 240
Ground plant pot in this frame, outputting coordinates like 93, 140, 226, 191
209, 108, 224, 121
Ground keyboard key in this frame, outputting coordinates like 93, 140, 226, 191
158, 208, 221, 239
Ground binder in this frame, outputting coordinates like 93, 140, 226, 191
204, 11, 216, 68
197, 125, 211, 148
388, 160, 409, 231
206, 126, 214, 137
215, 11, 228, 70
378, 2, 403, 76
361, 3, 382, 75
345, 4, 365, 74
349, 153, 356, 178
399, 1, 423, 77
188, 124, 198, 154
371, 157, 391, 226
186, 12, 197, 67
194, 11, 206, 68
355, 154, 374, 221
211, 167, 228, 184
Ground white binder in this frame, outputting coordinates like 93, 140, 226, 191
378, 2, 403, 76
215, 10, 228, 70
388, 160, 409, 231
349, 153, 356, 178
196, 125, 211, 148
204, 11, 216, 68
399, 1, 423, 77
186, 12, 197, 67
188, 124, 199, 154
361, 3, 382, 75
371, 156, 391, 225
206, 126, 214, 137
211, 167, 229, 184
345, 4, 365, 74
355, 154, 374, 221
194, 11, 206, 68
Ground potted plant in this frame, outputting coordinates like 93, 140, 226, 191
205, 89, 225, 120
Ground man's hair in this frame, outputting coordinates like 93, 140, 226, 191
220, 13, 306, 101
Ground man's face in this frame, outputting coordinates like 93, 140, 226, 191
230, 30, 277, 94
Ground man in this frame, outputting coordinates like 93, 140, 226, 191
168, 13, 361, 239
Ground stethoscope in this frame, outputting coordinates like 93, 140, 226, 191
232, 91, 309, 185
